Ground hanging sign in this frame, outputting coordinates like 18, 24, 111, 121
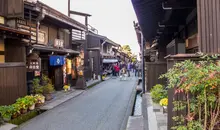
54, 39, 64, 48
38, 31, 46, 44
49, 56, 65, 66
66, 59, 72, 74
63, 61, 67, 85
26, 53, 41, 71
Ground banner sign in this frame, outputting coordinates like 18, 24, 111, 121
49, 56, 65, 66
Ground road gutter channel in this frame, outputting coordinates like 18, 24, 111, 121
121, 79, 139, 130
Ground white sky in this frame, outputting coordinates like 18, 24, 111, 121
39, 0, 139, 55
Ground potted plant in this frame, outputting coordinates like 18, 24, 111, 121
25, 95, 37, 111
63, 85, 70, 92
34, 94, 45, 107
150, 84, 167, 104
16, 98, 29, 114
11, 104, 21, 119
159, 98, 168, 113
0, 106, 12, 122
43, 83, 54, 101
41, 75, 55, 101
32, 78, 43, 94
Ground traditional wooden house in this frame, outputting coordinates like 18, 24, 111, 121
0, 0, 31, 105
132, 0, 220, 129
19, 1, 86, 90
0, 0, 86, 105
87, 32, 120, 78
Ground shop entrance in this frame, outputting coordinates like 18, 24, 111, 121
49, 66, 63, 91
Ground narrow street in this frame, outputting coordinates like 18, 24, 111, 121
15, 76, 137, 130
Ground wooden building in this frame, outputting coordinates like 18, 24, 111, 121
132, 0, 220, 129
19, 1, 86, 90
0, 0, 31, 105
0, 0, 86, 105
87, 32, 120, 78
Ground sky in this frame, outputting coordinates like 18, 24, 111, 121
39, 0, 139, 55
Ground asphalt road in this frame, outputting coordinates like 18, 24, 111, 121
16, 76, 137, 130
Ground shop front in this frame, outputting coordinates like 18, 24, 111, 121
27, 44, 79, 92
49, 55, 65, 90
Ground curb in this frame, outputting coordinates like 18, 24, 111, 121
14, 90, 84, 130
120, 79, 138, 130
86, 76, 112, 89
40, 90, 84, 110
142, 94, 149, 130
143, 93, 158, 130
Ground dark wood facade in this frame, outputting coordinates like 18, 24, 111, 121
0, 63, 26, 105
132, 0, 220, 129
197, 0, 220, 53
0, 0, 87, 104
86, 32, 120, 79
145, 62, 167, 92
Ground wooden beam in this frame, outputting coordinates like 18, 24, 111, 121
69, 10, 91, 17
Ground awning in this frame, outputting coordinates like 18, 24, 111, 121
103, 59, 118, 64
32, 44, 80, 54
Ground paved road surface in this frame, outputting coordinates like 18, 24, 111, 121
16, 76, 137, 130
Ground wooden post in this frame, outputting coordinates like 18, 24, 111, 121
68, 0, 70, 17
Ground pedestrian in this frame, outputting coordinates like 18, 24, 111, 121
134, 63, 137, 76
115, 63, 120, 77
127, 62, 131, 77
136, 62, 141, 77
112, 64, 116, 76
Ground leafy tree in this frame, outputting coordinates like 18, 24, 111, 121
131, 54, 137, 63
122, 45, 132, 57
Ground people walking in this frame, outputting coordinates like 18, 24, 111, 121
127, 62, 131, 77
135, 62, 141, 77
115, 63, 120, 77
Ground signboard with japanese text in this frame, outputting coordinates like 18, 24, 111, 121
26, 53, 41, 72
38, 31, 46, 44
54, 39, 64, 48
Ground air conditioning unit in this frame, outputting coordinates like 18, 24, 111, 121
166, 38, 186, 55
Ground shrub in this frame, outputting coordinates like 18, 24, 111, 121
32, 78, 43, 94
160, 54, 220, 130
16, 97, 29, 110
150, 84, 167, 103
0, 106, 13, 120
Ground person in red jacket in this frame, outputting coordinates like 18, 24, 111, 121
114, 63, 120, 77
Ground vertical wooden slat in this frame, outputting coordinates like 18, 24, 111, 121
197, 0, 202, 52
205, 0, 210, 52
145, 62, 167, 92
213, 0, 218, 53
217, 0, 220, 53
209, 0, 213, 52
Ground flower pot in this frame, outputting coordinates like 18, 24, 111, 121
29, 104, 35, 111
20, 109, 28, 114
12, 113, 19, 119
40, 98, 45, 104
163, 106, 168, 114
44, 93, 52, 101
35, 103, 43, 108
